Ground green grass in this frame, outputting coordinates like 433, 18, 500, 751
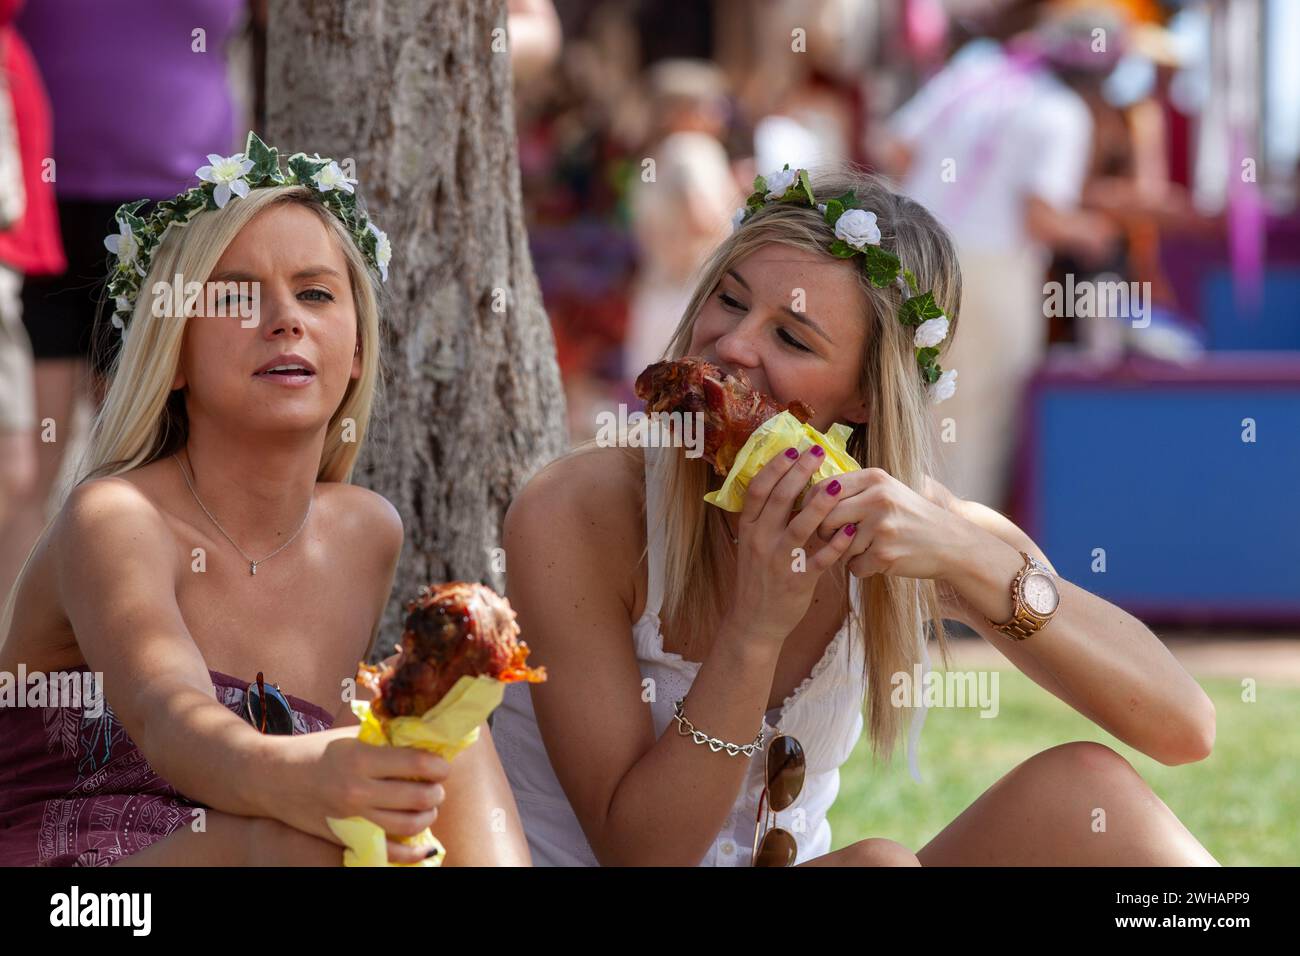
827, 670, 1300, 865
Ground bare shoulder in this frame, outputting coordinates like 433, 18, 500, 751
1, 474, 181, 670
505, 444, 644, 545
503, 444, 646, 611
43, 474, 185, 612
14, 474, 174, 609
316, 482, 403, 557
310, 483, 403, 677
53, 475, 177, 564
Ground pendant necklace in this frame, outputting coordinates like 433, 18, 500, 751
174, 453, 312, 576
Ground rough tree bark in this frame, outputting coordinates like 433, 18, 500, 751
266, 0, 567, 658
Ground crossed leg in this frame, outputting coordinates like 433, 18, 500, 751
915, 741, 1219, 866
802, 741, 1218, 867
800, 836, 922, 866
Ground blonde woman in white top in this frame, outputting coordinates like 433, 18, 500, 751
493, 168, 1218, 867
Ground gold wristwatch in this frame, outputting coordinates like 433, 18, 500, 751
986, 550, 1060, 640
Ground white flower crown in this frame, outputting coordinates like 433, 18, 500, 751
733, 165, 957, 405
103, 130, 392, 336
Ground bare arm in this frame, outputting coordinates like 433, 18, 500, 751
930, 480, 1215, 766
1024, 195, 1120, 268
55, 479, 275, 818
506, 448, 852, 866
503, 465, 757, 865
54, 479, 449, 855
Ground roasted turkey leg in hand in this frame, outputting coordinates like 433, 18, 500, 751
358, 582, 545, 721
634, 357, 814, 476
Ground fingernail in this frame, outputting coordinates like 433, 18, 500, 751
810, 444, 825, 458
826, 479, 841, 496
844, 523, 856, 536
784, 447, 799, 460
425, 847, 440, 859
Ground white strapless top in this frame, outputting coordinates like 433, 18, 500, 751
492, 445, 930, 865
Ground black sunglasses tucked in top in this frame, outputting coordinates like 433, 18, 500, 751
243, 672, 294, 735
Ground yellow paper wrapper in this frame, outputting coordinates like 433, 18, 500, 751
325, 674, 506, 867
703, 411, 862, 512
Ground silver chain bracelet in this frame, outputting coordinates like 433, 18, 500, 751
672, 698, 766, 757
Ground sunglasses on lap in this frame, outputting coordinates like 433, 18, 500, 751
752, 733, 806, 867
243, 671, 295, 735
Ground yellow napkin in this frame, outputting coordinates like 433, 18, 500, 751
325, 674, 506, 867
703, 411, 862, 513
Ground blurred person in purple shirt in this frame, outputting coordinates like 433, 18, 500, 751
4, 0, 250, 601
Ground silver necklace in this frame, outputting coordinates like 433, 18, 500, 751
174, 453, 313, 576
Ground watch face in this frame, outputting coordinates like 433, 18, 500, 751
1022, 571, 1059, 615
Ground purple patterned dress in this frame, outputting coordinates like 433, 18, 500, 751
0, 667, 334, 866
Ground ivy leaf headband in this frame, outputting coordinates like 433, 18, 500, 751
103, 130, 392, 337
731, 165, 957, 405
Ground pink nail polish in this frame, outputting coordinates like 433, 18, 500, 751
826, 479, 841, 496
784, 447, 799, 459
810, 444, 825, 458
844, 523, 856, 536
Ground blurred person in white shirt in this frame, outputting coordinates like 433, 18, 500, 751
882, 1, 1126, 512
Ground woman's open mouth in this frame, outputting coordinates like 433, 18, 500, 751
253, 353, 317, 387
254, 369, 315, 386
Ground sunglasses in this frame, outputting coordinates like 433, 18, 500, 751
752, 733, 806, 867
243, 672, 294, 735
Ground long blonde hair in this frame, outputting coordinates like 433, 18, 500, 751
2, 186, 384, 629
656, 168, 962, 765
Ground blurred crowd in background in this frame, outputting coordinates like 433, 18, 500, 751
1, 0, 1297, 618
512, 0, 1299, 508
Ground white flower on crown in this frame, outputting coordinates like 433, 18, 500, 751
764, 167, 798, 200
103, 219, 141, 272
914, 315, 950, 348
196, 152, 255, 208
367, 221, 391, 281
928, 368, 958, 404
834, 208, 881, 250
731, 207, 746, 232
816, 202, 827, 214
313, 160, 357, 194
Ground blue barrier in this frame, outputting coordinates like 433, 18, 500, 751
1201, 268, 1300, 351
1015, 354, 1300, 625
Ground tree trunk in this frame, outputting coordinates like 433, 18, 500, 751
266, 0, 566, 658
